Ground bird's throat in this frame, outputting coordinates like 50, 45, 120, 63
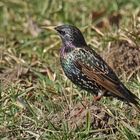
60, 42, 75, 58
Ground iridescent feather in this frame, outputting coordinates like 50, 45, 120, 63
55, 24, 140, 111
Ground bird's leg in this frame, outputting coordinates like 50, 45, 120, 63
74, 99, 88, 117
74, 107, 84, 117
94, 95, 102, 101
94, 90, 105, 102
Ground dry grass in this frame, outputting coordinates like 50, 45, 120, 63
0, 0, 140, 139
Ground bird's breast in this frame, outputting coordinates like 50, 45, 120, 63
60, 47, 66, 58
60, 51, 79, 79
60, 50, 100, 94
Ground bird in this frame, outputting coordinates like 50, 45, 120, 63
47, 24, 140, 111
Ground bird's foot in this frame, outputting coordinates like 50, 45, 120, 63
94, 90, 106, 102
94, 95, 102, 102
74, 107, 84, 117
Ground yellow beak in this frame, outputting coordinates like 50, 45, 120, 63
40, 25, 56, 31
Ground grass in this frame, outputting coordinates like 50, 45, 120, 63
0, 0, 140, 139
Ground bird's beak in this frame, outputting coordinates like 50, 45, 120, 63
40, 25, 56, 31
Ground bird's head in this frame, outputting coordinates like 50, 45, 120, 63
55, 25, 87, 47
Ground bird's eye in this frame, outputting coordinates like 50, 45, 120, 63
59, 30, 65, 35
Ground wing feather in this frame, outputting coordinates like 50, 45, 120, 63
74, 60, 125, 99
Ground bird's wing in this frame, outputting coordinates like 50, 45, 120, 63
74, 47, 126, 99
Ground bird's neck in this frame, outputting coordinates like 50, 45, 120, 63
60, 41, 75, 57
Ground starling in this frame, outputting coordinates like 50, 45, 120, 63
52, 25, 140, 110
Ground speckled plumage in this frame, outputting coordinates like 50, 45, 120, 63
60, 47, 102, 94
55, 24, 140, 110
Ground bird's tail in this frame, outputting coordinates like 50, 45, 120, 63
119, 84, 140, 113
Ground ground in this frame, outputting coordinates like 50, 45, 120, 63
0, 0, 140, 139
